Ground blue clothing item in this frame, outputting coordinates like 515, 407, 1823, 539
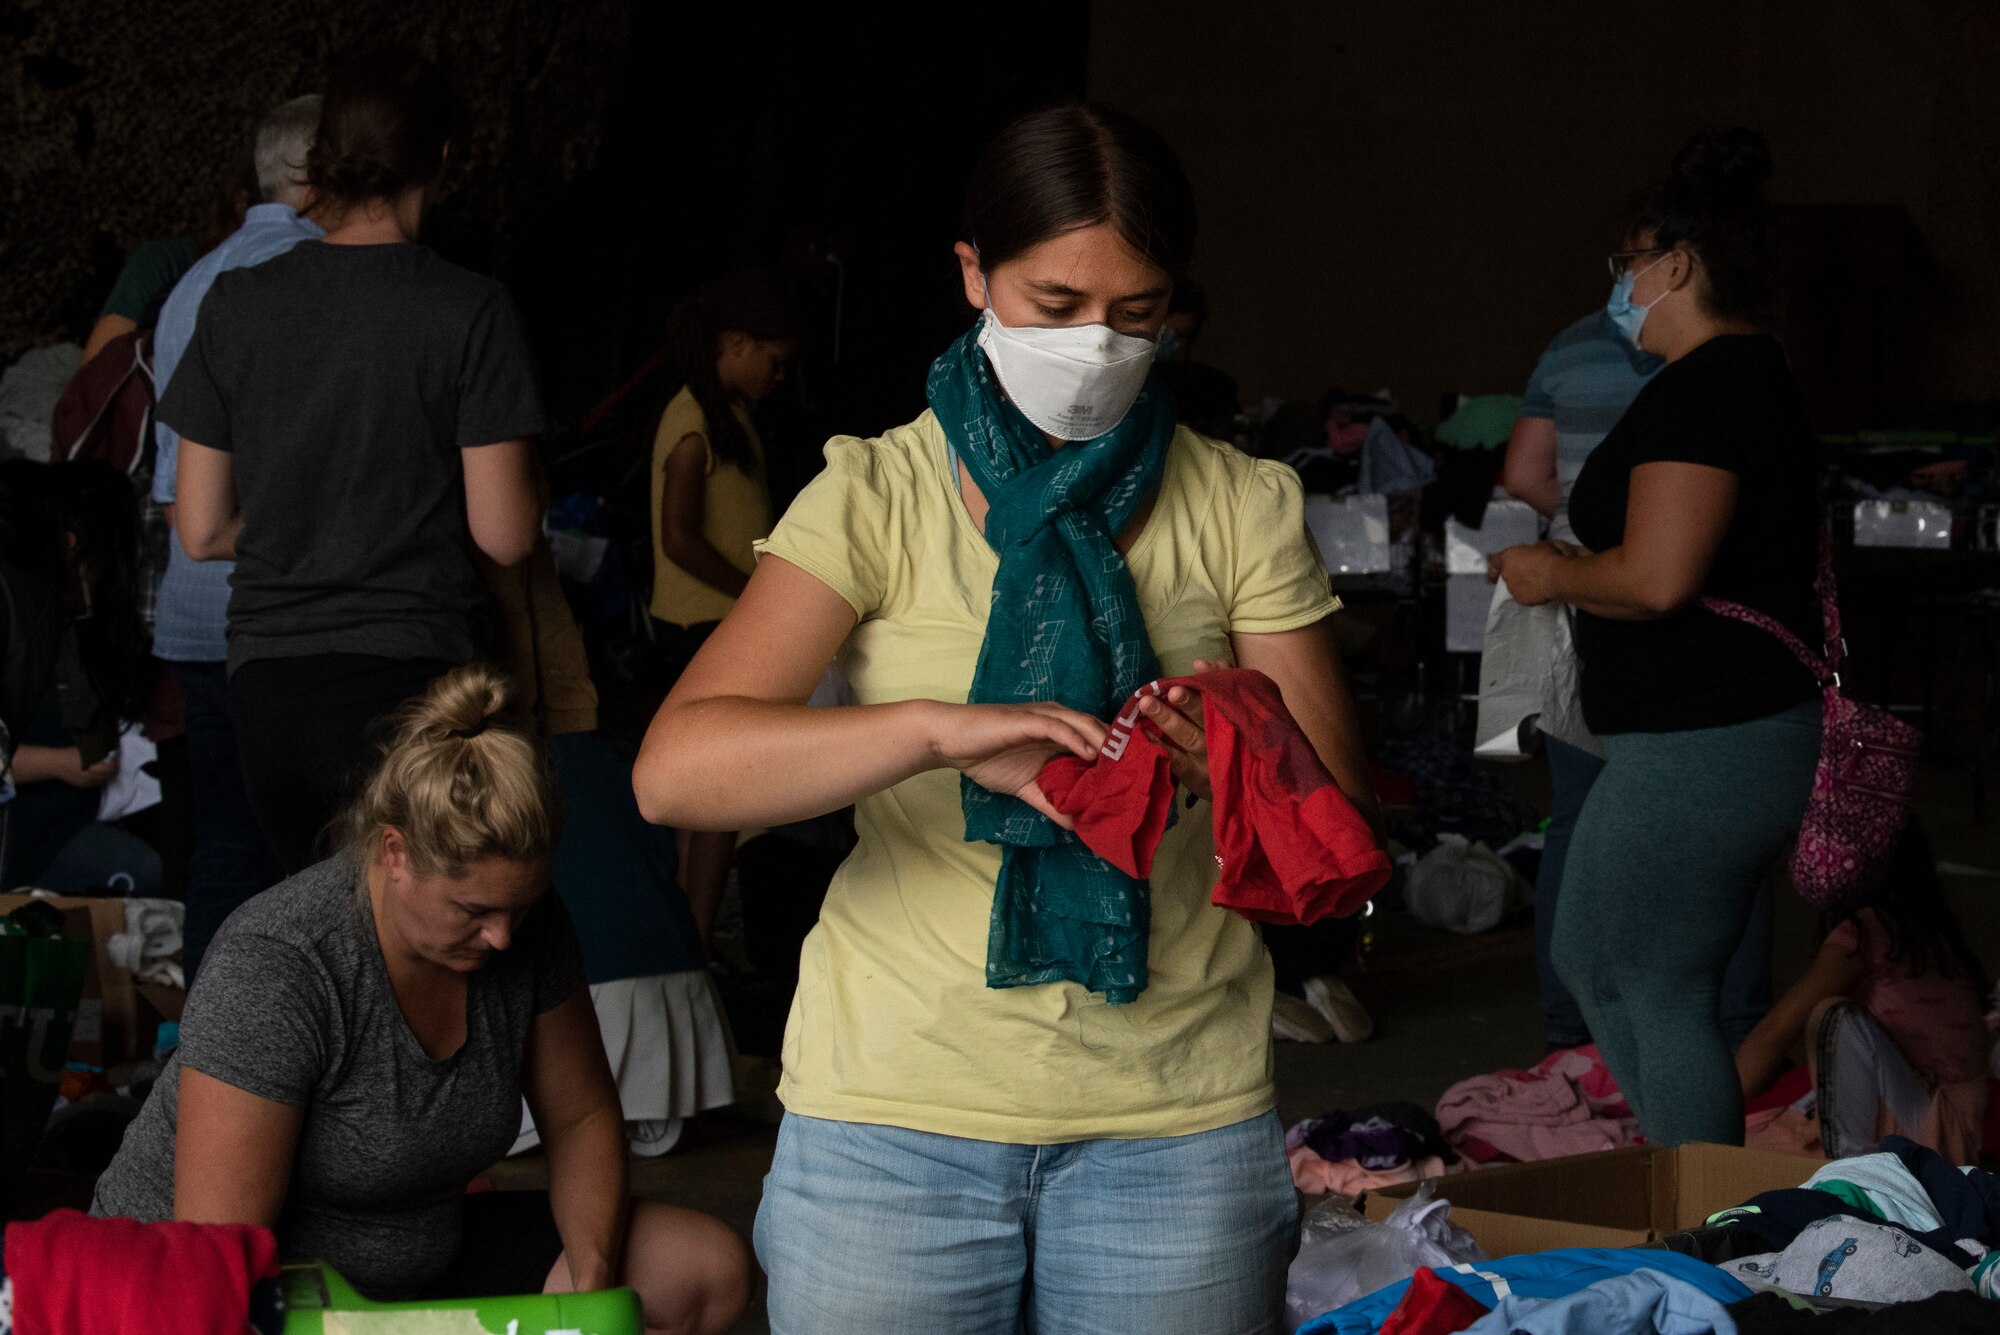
175, 661, 281, 980
1298, 1249, 1752, 1335
549, 731, 705, 982
1462, 1270, 1738, 1335
755, 1111, 1297, 1335
1714, 1138, 2000, 1270
1535, 736, 1604, 1047
150, 203, 324, 662
1518, 310, 1663, 536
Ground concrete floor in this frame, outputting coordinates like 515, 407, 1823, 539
492, 762, 1999, 1334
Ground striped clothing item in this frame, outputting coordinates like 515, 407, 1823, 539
1518, 309, 1662, 539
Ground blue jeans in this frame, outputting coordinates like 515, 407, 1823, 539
755, 1112, 1298, 1335
174, 662, 281, 980
1536, 736, 1775, 1051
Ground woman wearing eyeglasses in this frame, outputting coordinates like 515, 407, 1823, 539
1489, 127, 1820, 1148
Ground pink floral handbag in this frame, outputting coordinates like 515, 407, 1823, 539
1701, 537, 1922, 910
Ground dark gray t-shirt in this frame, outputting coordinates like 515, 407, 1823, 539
157, 240, 547, 672
93, 857, 584, 1300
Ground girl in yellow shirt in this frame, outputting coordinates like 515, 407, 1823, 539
636, 106, 1379, 1335
649, 270, 797, 949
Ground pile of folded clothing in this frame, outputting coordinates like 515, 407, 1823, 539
1288, 1102, 1464, 1199
1284, 1136, 2000, 1333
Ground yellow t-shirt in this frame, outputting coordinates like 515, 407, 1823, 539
754, 410, 1341, 1143
648, 385, 772, 628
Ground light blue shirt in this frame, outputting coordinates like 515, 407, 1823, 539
1518, 309, 1663, 540
150, 203, 323, 662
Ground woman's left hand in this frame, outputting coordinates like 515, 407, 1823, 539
1139, 659, 1223, 803
1487, 541, 1581, 607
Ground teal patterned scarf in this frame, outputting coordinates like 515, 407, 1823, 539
924, 321, 1175, 1004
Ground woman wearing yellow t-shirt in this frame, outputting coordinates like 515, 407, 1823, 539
649, 270, 797, 949
636, 105, 1379, 1335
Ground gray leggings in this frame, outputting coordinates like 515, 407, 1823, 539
1553, 702, 1820, 1146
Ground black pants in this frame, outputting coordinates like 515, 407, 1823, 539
174, 661, 283, 978
230, 654, 455, 874
421, 1190, 566, 1300
653, 619, 720, 692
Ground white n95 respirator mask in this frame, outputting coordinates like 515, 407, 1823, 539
976, 307, 1158, 441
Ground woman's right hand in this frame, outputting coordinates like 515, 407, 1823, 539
927, 702, 1109, 828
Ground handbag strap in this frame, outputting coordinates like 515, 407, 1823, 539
1699, 526, 1840, 687
1811, 527, 1844, 677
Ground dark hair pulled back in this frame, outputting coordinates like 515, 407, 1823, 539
1638, 127, 1779, 325
964, 103, 1197, 282
1849, 821, 1991, 995
664, 270, 797, 474
307, 48, 456, 212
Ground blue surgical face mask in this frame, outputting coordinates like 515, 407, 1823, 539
1605, 255, 1669, 349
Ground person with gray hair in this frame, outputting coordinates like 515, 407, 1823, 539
150, 91, 326, 979
253, 94, 323, 204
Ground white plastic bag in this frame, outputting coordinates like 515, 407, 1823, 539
1404, 834, 1519, 935
1474, 577, 1555, 759
1283, 1181, 1487, 1331
1537, 605, 1601, 759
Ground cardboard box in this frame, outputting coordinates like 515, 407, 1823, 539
1364, 1144, 1821, 1258
0, 894, 182, 1065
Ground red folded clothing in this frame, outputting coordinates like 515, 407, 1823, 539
6, 1209, 279, 1335
1378, 1266, 1491, 1335
1037, 668, 1391, 925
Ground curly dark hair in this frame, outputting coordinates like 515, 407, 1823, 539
1635, 127, 1780, 326
1844, 821, 1991, 995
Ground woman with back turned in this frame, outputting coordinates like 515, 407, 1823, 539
170, 50, 546, 873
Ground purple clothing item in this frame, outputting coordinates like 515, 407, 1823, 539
1288, 1103, 1459, 1172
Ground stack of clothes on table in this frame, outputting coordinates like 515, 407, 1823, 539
1434, 1045, 1639, 1163
1689, 1138, 2000, 1301
1286, 1136, 2000, 1335
1288, 1103, 1463, 1198
1434, 1047, 1827, 1164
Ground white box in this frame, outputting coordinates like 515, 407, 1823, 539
1303, 493, 1393, 575
1853, 499, 1952, 549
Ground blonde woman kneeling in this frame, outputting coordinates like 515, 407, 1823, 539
94, 665, 751, 1332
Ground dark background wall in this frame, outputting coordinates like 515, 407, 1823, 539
2, 0, 630, 358
9, 2, 1995, 445
1087, 1, 2000, 427
2, 2, 1090, 441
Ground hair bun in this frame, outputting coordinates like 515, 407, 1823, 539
306, 148, 406, 205
414, 663, 512, 743
343, 662, 559, 876
1669, 127, 1773, 201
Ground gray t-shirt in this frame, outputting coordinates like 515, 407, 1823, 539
156, 240, 548, 673
93, 856, 583, 1300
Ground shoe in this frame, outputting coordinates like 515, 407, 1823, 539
1303, 975, 1374, 1044
1271, 992, 1335, 1044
